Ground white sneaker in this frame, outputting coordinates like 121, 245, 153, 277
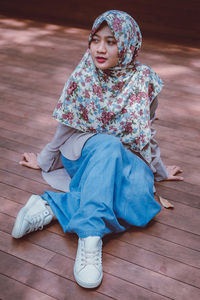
12, 195, 53, 239
74, 236, 103, 288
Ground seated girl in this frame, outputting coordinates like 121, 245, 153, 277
12, 10, 183, 289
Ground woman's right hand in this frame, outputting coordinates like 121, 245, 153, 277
19, 152, 41, 169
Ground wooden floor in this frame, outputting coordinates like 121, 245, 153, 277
0, 15, 200, 300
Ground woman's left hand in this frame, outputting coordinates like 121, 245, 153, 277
165, 165, 184, 181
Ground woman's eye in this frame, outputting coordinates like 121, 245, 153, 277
107, 40, 116, 45
92, 37, 99, 43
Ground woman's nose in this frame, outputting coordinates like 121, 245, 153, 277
97, 41, 106, 53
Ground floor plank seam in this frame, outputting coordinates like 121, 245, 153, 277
155, 220, 200, 237
102, 250, 200, 289
0, 250, 116, 300
0, 272, 58, 300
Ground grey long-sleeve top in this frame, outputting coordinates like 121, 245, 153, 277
37, 98, 168, 191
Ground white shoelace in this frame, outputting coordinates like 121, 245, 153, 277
27, 210, 49, 233
80, 244, 102, 268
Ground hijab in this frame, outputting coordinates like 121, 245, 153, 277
53, 10, 163, 163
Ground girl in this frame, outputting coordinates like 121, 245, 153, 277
12, 10, 183, 289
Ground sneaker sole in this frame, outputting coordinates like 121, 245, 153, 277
73, 268, 103, 289
12, 196, 40, 239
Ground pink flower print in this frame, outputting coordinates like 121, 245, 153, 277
143, 69, 150, 76
136, 31, 141, 42
103, 74, 109, 82
119, 48, 126, 60
140, 134, 145, 144
112, 82, 124, 91
117, 98, 123, 104
66, 81, 77, 95
135, 137, 140, 145
80, 106, 89, 121
90, 101, 95, 110
136, 92, 148, 103
93, 84, 103, 98
113, 17, 123, 32
129, 94, 137, 104
130, 45, 135, 54
148, 83, 154, 101
62, 112, 74, 121
91, 26, 98, 36
101, 111, 115, 125
131, 111, 137, 119
108, 100, 113, 106
56, 102, 62, 109
79, 104, 85, 111
124, 122, 133, 134
84, 90, 90, 99
130, 19, 136, 32
121, 107, 127, 114
85, 76, 92, 83
88, 127, 97, 133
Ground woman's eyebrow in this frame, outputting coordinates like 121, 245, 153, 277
94, 33, 115, 39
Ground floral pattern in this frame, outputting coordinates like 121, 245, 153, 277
53, 10, 163, 163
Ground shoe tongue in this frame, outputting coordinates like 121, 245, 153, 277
84, 236, 101, 250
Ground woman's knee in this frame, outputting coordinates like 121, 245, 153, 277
98, 134, 122, 152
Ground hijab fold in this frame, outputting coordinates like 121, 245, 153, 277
53, 10, 163, 163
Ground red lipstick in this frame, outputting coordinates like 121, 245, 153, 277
96, 56, 107, 63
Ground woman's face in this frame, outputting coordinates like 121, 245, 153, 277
90, 25, 119, 70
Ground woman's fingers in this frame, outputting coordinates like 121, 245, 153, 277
19, 160, 31, 167
168, 175, 184, 181
19, 152, 40, 169
166, 165, 184, 181
170, 165, 183, 174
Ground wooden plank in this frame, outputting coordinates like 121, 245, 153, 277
155, 184, 200, 208
0, 158, 47, 185
0, 137, 41, 154
0, 127, 47, 150
0, 231, 55, 267
155, 201, 200, 235
140, 221, 200, 252
156, 180, 200, 197
1, 215, 200, 299
117, 230, 200, 268
0, 111, 56, 134
0, 119, 53, 142
0, 169, 50, 195
0, 273, 56, 300
0, 182, 31, 204
0, 251, 109, 300
26, 228, 200, 288
47, 251, 200, 300
103, 237, 200, 289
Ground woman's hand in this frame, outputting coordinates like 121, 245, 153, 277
165, 165, 184, 181
19, 152, 41, 169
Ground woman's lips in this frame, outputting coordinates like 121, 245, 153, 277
96, 57, 107, 63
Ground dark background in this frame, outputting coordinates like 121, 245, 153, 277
0, 0, 199, 46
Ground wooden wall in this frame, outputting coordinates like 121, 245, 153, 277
0, 0, 199, 45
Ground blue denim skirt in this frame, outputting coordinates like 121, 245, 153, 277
42, 134, 161, 238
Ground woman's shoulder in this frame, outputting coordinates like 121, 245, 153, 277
135, 61, 163, 85
135, 61, 157, 76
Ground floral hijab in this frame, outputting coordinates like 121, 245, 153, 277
53, 10, 163, 163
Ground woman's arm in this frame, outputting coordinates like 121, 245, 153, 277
19, 123, 77, 172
